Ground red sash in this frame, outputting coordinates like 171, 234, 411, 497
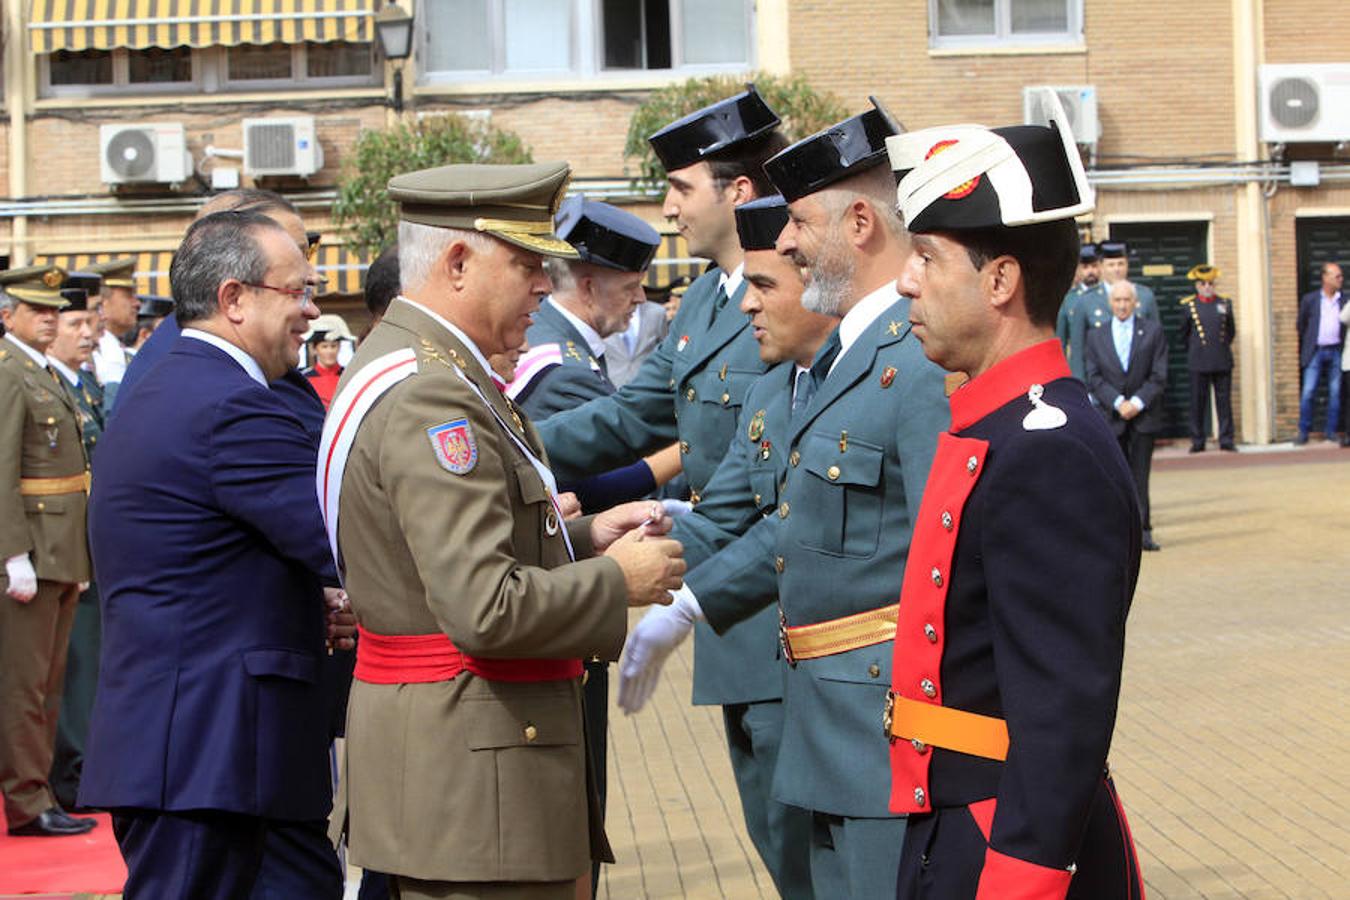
353, 626, 583, 684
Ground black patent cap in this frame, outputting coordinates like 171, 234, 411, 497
137, 294, 175, 318
735, 195, 789, 251
648, 85, 781, 173
59, 272, 103, 311
555, 195, 661, 273
763, 100, 901, 203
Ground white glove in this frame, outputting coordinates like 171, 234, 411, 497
617, 584, 704, 714
661, 499, 694, 519
5, 554, 37, 603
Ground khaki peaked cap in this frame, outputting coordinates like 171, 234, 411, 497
84, 257, 138, 288
388, 161, 579, 259
0, 264, 69, 308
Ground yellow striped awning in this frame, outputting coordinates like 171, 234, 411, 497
37, 244, 369, 298
29, 0, 374, 54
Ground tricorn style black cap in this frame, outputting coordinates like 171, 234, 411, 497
735, 195, 789, 251
137, 294, 175, 318
648, 85, 781, 174
60, 272, 103, 311
764, 99, 901, 204
1098, 241, 1128, 259
1080, 244, 1101, 263
554, 195, 661, 273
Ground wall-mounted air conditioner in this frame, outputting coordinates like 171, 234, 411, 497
1259, 64, 1350, 143
1023, 85, 1100, 146
100, 123, 191, 185
243, 116, 324, 178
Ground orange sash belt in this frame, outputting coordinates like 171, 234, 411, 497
354, 625, 583, 684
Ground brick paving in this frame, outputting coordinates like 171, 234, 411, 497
40, 446, 1350, 900
599, 446, 1350, 899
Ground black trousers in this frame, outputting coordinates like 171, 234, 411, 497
896, 777, 1144, 900
1117, 426, 1155, 531
1189, 370, 1234, 448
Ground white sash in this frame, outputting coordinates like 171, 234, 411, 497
316, 348, 419, 570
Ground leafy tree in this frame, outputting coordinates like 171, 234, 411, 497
333, 114, 533, 259
624, 73, 851, 187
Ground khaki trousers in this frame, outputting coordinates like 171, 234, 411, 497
0, 578, 79, 825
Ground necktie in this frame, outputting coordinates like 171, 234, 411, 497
595, 352, 609, 380
810, 332, 842, 388
792, 369, 815, 417
1115, 322, 1131, 370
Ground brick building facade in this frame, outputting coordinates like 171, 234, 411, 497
4, 0, 1348, 441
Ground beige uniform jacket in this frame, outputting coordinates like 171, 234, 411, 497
332, 300, 628, 883
0, 342, 90, 584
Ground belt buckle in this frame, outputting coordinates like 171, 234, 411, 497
778, 604, 796, 667
883, 689, 897, 743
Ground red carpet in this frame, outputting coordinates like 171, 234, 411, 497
0, 810, 126, 895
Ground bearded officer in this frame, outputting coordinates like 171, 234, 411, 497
886, 110, 1145, 899
321, 162, 685, 900
1056, 243, 1108, 381
0, 265, 96, 837
753, 101, 949, 898
1099, 240, 1158, 321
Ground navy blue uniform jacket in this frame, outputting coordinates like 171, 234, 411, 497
80, 337, 339, 821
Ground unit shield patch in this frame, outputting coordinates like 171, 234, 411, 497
428, 418, 478, 474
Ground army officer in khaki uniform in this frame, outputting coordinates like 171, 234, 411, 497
322, 162, 685, 900
0, 265, 96, 837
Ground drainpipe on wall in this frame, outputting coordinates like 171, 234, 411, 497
755, 0, 791, 75
1231, 0, 1273, 443
5, 0, 31, 265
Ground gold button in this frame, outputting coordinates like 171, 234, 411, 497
753, 493, 762, 505
680, 441, 690, 454
930, 566, 942, 587
827, 465, 841, 481
721, 392, 730, 405
524, 723, 538, 742
668, 378, 675, 389
789, 450, 801, 467
941, 510, 953, 531
46, 416, 56, 425
920, 678, 936, 698
924, 623, 938, 643
868, 664, 881, 678
685, 387, 696, 402
778, 502, 790, 519
36, 501, 46, 511
775, 556, 785, 573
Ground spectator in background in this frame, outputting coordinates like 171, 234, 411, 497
300, 315, 355, 409
1099, 240, 1159, 321
1339, 291, 1350, 447
127, 295, 174, 351
1087, 280, 1168, 551
361, 245, 400, 337
603, 293, 672, 388
1296, 261, 1344, 444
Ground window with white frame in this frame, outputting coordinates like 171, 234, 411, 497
40, 43, 377, 97
929, 0, 1081, 48
420, 0, 753, 82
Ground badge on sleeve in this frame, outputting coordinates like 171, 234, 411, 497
427, 418, 478, 474
1022, 384, 1067, 431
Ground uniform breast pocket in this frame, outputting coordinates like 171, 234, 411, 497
746, 468, 779, 515
794, 431, 885, 558
511, 462, 561, 558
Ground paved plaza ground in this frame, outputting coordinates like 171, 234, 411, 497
598, 444, 1350, 899
33, 444, 1350, 900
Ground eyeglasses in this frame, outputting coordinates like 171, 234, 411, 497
243, 281, 317, 310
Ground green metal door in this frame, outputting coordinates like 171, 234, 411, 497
1109, 221, 1210, 439
1295, 217, 1350, 432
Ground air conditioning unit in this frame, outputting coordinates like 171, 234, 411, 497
1023, 85, 1100, 146
1259, 64, 1350, 143
100, 123, 191, 185
243, 116, 324, 178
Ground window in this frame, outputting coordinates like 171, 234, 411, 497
420, 0, 753, 82
930, 0, 1081, 48
40, 43, 376, 97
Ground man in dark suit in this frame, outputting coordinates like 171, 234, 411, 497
1087, 280, 1168, 551
1295, 261, 1345, 443
81, 210, 353, 899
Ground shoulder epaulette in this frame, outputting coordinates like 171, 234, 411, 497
1180, 294, 1196, 304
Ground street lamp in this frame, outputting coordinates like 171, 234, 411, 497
375, 3, 414, 114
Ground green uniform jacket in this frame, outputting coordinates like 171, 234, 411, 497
674, 361, 799, 704
61, 368, 105, 462
515, 299, 615, 420
772, 295, 949, 817
1056, 282, 1110, 381
0, 341, 90, 584
331, 300, 628, 883
538, 268, 770, 705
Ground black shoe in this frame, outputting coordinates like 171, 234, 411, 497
1142, 532, 1161, 552
6, 807, 97, 836
1219, 443, 1238, 452
1189, 444, 1205, 453
1293, 433, 1309, 446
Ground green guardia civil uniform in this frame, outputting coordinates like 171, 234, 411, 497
539, 268, 773, 705
759, 293, 949, 899
1056, 281, 1110, 380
